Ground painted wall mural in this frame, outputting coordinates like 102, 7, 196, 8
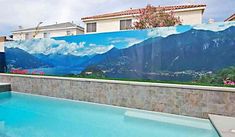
0, 52, 6, 73
3, 21, 235, 82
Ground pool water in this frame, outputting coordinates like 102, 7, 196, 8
0, 91, 219, 137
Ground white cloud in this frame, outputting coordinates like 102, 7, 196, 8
147, 26, 179, 38
193, 21, 235, 32
4, 39, 114, 56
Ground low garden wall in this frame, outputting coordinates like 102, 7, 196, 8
0, 73, 234, 118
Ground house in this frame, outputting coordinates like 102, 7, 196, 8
0, 36, 12, 52
12, 22, 84, 41
0, 37, 6, 52
82, 4, 206, 34
225, 13, 235, 22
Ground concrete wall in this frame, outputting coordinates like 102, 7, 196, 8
0, 42, 4, 52
13, 28, 84, 41
84, 9, 203, 34
0, 73, 234, 118
175, 10, 203, 25
0, 37, 6, 52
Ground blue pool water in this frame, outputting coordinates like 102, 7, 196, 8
0, 92, 219, 137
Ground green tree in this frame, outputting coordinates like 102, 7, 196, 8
198, 66, 235, 85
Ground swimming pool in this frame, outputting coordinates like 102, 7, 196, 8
0, 91, 219, 137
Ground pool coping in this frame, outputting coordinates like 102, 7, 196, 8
209, 114, 235, 137
0, 73, 235, 92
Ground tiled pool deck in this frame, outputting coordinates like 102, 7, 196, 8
209, 114, 235, 137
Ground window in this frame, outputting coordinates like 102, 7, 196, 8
66, 30, 71, 36
120, 19, 132, 30
87, 22, 96, 33
43, 32, 50, 38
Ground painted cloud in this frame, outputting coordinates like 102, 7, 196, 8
4, 38, 114, 56
194, 21, 235, 32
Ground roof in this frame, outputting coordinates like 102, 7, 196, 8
82, 4, 206, 20
225, 13, 235, 21
0, 36, 13, 42
13, 22, 84, 33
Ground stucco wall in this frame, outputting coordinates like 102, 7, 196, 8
84, 9, 203, 34
0, 42, 4, 52
0, 73, 234, 118
84, 17, 137, 33
175, 10, 203, 25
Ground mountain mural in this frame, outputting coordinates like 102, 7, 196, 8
2, 21, 235, 81
5, 48, 52, 69
34, 54, 91, 67
83, 26, 235, 80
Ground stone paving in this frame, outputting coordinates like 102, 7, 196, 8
209, 114, 235, 137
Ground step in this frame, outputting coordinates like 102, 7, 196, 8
0, 83, 11, 92
209, 114, 235, 137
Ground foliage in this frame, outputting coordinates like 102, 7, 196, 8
133, 5, 182, 29
77, 67, 106, 78
197, 66, 235, 85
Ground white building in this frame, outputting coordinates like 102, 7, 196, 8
0, 36, 12, 52
225, 13, 235, 22
12, 22, 84, 41
82, 4, 206, 34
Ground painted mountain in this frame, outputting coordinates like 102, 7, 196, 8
34, 54, 90, 67
5, 48, 52, 69
3, 21, 235, 81
83, 26, 235, 81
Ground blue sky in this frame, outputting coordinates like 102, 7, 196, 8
0, 0, 234, 36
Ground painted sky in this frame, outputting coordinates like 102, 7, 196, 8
0, 0, 235, 36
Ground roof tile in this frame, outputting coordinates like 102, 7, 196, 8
225, 13, 235, 21
82, 4, 206, 20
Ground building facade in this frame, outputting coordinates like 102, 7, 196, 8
225, 13, 235, 22
0, 37, 6, 52
82, 4, 206, 34
12, 22, 84, 41
0, 36, 12, 52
